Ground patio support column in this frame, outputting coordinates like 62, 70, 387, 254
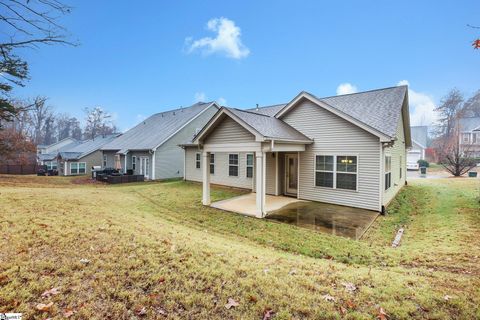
202, 151, 211, 206
255, 151, 266, 218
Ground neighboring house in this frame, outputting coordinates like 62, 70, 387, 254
101, 102, 219, 180
458, 117, 480, 158
57, 135, 119, 176
184, 86, 411, 217
37, 137, 79, 170
407, 126, 428, 170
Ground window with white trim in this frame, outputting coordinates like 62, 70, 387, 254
462, 133, 470, 143
229, 154, 239, 176
195, 153, 200, 169
132, 156, 136, 171
385, 155, 392, 190
336, 156, 357, 190
315, 155, 334, 188
70, 162, 86, 175
46, 161, 57, 170
315, 155, 357, 190
209, 153, 215, 174
473, 133, 478, 144
103, 155, 107, 168
246, 154, 254, 178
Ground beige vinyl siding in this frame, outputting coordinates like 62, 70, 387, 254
204, 116, 255, 144
155, 106, 217, 180
282, 100, 381, 211
383, 114, 407, 205
65, 150, 103, 175
265, 152, 277, 195
185, 148, 254, 190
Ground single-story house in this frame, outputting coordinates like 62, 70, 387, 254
37, 137, 79, 170
101, 102, 219, 180
183, 86, 411, 217
407, 126, 428, 170
57, 134, 119, 176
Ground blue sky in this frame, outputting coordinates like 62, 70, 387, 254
15, 0, 480, 131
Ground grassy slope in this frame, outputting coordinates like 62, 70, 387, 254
0, 175, 479, 319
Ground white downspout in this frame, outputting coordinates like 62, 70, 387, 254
124, 151, 128, 174
151, 149, 156, 180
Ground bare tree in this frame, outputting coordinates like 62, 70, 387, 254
0, 0, 74, 126
83, 107, 116, 139
55, 113, 82, 140
434, 89, 465, 139
462, 90, 480, 117
439, 126, 477, 176
28, 96, 52, 144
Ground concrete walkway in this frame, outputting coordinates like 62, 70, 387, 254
211, 193, 305, 217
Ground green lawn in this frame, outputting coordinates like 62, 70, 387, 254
0, 175, 479, 319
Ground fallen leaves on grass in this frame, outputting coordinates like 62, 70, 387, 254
80, 258, 90, 265
225, 298, 239, 309
341, 282, 357, 293
377, 307, 389, 320
322, 294, 335, 302
63, 308, 76, 318
41, 287, 60, 298
135, 306, 147, 316
444, 295, 451, 301
263, 308, 275, 320
36, 302, 53, 312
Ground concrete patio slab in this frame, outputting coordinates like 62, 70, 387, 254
266, 202, 379, 240
210, 193, 305, 217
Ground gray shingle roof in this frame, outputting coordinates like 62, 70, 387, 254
59, 135, 118, 160
227, 108, 312, 141
247, 104, 286, 117
317, 86, 407, 138
102, 102, 216, 151
458, 117, 480, 132
37, 140, 81, 161
410, 126, 428, 147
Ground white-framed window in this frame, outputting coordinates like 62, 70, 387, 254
103, 154, 107, 168
315, 155, 357, 190
195, 153, 201, 169
473, 133, 478, 144
209, 153, 215, 174
246, 153, 254, 178
315, 155, 334, 188
45, 161, 57, 170
132, 156, 136, 171
385, 155, 392, 190
228, 154, 239, 177
70, 162, 86, 175
462, 133, 470, 143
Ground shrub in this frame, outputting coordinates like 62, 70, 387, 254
417, 159, 429, 167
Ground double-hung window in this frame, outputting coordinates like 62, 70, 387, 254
336, 156, 357, 190
315, 155, 357, 190
103, 155, 107, 168
229, 154, 239, 176
70, 162, 86, 175
246, 154, 254, 178
132, 156, 136, 171
315, 155, 334, 188
385, 155, 392, 190
209, 153, 215, 174
195, 153, 201, 169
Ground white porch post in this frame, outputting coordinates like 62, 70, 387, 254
124, 151, 128, 174
255, 151, 266, 218
202, 151, 211, 205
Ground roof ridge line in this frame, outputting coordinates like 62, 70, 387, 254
229, 107, 274, 118
318, 85, 407, 100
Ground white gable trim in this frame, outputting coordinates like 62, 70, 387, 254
275, 91, 393, 142
152, 102, 220, 151
193, 107, 265, 144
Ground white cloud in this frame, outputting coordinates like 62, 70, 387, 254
336, 83, 358, 95
397, 80, 437, 126
194, 92, 207, 102
216, 97, 227, 106
186, 17, 250, 59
